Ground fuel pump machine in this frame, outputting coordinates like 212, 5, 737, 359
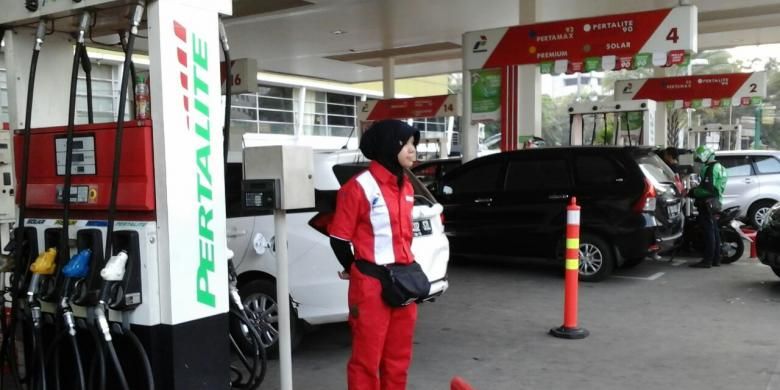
568, 99, 657, 146
2, 1, 232, 389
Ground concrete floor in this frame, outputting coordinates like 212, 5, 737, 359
259, 253, 780, 390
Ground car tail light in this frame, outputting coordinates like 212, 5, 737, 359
673, 174, 684, 195
308, 212, 334, 236
633, 178, 656, 213
440, 213, 445, 225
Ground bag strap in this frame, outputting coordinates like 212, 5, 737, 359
354, 260, 388, 281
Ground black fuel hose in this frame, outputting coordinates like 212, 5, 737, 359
2, 22, 46, 390
126, 330, 154, 390
80, 46, 94, 124
105, 340, 130, 390
104, 27, 137, 265
86, 326, 107, 390
61, 38, 86, 278
221, 23, 232, 169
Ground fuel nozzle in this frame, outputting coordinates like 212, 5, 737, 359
61, 249, 91, 301
98, 250, 128, 305
27, 248, 57, 302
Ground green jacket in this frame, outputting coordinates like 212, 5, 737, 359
693, 162, 727, 201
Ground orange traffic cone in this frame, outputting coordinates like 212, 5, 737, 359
451, 376, 475, 390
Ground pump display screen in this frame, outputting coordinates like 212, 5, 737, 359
55, 135, 96, 175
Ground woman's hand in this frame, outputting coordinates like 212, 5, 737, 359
338, 271, 350, 280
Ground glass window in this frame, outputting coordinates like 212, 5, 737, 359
574, 155, 621, 185
302, 90, 357, 136
635, 154, 675, 184
718, 156, 753, 177
259, 97, 293, 111
505, 159, 570, 192
754, 156, 780, 174
442, 161, 502, 195
258, 110, 293, 123
258, 85, 292, 99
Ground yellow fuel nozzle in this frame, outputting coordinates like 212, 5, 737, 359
30, 248, 57, 276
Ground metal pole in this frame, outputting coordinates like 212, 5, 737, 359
754, 106, 762, 149
461, 33, 476, 163
274, 209, 293, 390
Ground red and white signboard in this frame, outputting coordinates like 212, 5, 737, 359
220, 58, 258, 95
614, 72, 767, 107
463, 6, 697, 71
358, 95, 460, 121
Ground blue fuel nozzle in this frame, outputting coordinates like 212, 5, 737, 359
62, 249, 91, 279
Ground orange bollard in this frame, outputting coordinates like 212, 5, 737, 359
549, 197, 589, 339
451, 376, 475, 390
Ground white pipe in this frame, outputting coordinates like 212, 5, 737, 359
274, 209, 293, 390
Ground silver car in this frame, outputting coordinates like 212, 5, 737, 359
715, 150, 780, 227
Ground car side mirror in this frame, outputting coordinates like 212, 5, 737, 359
442, 185, 453, 195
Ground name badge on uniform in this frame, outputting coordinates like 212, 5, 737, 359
405, 195, 414, 202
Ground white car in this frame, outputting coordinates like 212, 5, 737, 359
226, 150, 450, 351
715, 150, 780, 227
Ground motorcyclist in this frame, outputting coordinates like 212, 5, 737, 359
689, 145, 728, 268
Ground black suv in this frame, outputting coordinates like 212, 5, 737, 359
431, 147, 684, 281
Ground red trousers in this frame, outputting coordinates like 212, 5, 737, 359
347, 265, 418, 390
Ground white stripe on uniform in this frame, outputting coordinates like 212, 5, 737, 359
356, 172, 395, 265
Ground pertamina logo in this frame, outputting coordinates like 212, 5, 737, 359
173, 20, 217, 308
472, 35, 488, 53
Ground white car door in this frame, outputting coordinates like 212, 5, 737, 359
718, 155, 757, 210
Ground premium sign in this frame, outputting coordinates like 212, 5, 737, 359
614, 72, 767, 107
464, 6, 697, 73
358, 95, 460, 122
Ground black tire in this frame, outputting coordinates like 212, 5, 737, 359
577, 234, 615, 282
748, 200, 777, 228
771, 267, 780, 278
230, 278, 301, 358
719, 230, 744, 264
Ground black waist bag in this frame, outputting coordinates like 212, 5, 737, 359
355, 261, 431, 307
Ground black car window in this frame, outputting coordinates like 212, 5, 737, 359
225, 163, 244, 218
442, 160, 502, 195
753, 156, 780, 174
574, 155, 622, 185
718, 156, 753, 177
505, 159, 570, 192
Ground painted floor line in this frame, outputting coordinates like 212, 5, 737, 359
671, 259, 687, 267
765, 356, 780, 390
613, 272, 665, 281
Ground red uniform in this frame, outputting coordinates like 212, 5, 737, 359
329, 161, 417, 390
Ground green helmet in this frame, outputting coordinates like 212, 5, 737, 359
694, 145, 715, 163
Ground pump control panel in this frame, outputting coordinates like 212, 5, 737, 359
14, 121, 156, 212
243, 145, 314, 210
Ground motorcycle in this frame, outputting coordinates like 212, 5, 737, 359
682, 205, 753, 263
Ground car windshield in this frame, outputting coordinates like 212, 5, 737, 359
635, 153, 676, 186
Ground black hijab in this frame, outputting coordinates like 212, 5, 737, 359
359, 120, 420, 183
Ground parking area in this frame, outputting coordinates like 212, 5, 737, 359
260, 253, 780, 390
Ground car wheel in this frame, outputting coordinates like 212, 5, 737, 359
748, 200, 777, 228
771, 267, 780, 279
577, 234, 615, 282
719, 230, 744, 264
230, 278, 301, 358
